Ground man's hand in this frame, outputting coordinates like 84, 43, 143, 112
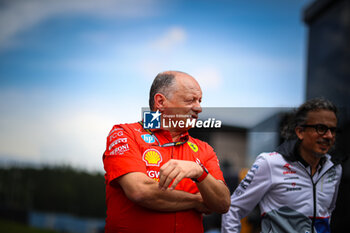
158, 159, 230, 214
158, 159, 203, 191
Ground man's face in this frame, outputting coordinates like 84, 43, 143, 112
297, 110, 337, 158
162, 76, 202, 129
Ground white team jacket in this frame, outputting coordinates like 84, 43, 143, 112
222, 140, 342, 233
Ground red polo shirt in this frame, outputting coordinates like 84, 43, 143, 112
103, 122, 225, 233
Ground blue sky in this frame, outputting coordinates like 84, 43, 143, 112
0, 0, 313, 172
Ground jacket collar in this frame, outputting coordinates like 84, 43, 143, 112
276, 139, 328, 168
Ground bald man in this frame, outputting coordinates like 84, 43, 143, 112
103, 71, 230, 233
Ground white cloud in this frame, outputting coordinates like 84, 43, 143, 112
152, 26, 187, 51
0, 0, 158, 50
138, 60, 167, 80
135, 26, 189, 80
192, 67, 223, 90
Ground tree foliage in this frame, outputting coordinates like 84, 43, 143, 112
0, 166, 106, 218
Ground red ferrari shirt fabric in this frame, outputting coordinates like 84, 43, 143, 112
103, 122, 225, 233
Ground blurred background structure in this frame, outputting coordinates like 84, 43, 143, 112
0, 0, 349, 232
303, 0, 350, 231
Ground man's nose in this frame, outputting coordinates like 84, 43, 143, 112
323, 129, 334, 138
193, 101, 202, 113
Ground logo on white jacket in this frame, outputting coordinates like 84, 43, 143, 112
239, 164, 259, 190
283, 163, 296, 175
286, 182, 302, 191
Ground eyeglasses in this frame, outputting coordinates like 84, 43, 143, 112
301, 124, 337, 136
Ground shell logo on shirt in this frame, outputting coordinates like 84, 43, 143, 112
187, 142, 198, 152
142, 149, 162, 166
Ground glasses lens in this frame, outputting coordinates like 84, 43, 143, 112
316, 124, 328, 135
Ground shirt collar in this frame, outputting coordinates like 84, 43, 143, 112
294, 143, 327, 170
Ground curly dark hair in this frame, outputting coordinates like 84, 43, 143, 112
281, 97, 337, 140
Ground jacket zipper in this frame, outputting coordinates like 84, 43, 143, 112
312, 165, 336, 233
298, 163, 336, 233
311, 178, 316, 233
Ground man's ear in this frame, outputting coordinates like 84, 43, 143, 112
154, 93, 166, 111
295, 126, 304, 140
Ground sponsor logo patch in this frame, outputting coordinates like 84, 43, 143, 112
187, 142, 198, 152
109, 138, 127, 150
142, 149, 162, 166
147, 170, 160, 182
110, 144, 129, 155
109, 134, 118, 141
109, 131, 124, 141
141, 134, 155, 143
108, 127, 123, 136
283, 163, 296, 175
240, 164, 259, 190
284, 176, 299, 180
286, 182, 302, 191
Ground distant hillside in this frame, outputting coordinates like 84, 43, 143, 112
0, 166, 106, 218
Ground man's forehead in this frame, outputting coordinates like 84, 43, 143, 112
175, 84, 202, 97
172, 75, 202, 93
306, 110, 337, 123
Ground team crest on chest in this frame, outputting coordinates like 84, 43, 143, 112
187, 142, 198, 152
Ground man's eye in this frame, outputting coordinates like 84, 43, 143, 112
317, 125, 327, 132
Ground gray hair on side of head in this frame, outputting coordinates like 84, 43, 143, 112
281, 97, 338, 140
149, 72, 176, 110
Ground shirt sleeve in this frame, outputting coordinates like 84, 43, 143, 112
222, 154, 272, 233
329, 165, 342, 213
103, 125, 147, 185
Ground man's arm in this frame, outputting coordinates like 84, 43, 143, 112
329, 165, 342, 212
222, 154, 272, 233
196, 172, 230, 213
158, 159, 230, 214
115, 171, 209, 213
